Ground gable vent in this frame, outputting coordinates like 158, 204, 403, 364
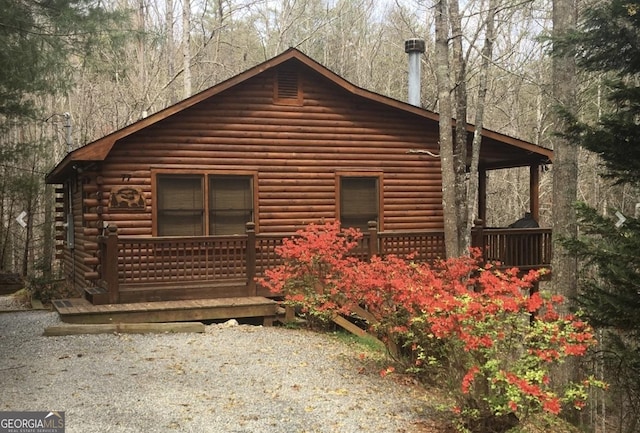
275, 67, 302, 105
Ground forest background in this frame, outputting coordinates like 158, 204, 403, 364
1, 0, 638, 431
6, 0, 629, 282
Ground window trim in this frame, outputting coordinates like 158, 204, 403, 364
335, 171, 384, 231
152, 169, 259, 236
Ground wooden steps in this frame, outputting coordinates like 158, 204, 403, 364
118, 280, 249, 303
52, 296, 278, 325
83, 279, 249, 305
84, 286, 109, 304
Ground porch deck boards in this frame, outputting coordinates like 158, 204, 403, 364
52, 296, 278, 325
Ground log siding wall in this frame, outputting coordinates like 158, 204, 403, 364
56, 173, 99, 293
59, 63, 445, 289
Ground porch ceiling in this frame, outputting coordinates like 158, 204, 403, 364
477, 133, 552, 170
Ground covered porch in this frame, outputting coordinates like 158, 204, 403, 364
70, 220, 551, 307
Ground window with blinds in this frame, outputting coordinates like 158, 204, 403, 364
156, 173, 254, 236
157, 175, 204, 236
209, 176, 253, 235
340, 177, 378, 231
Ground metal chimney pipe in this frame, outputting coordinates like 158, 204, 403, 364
405, 38, 426, 107
63, 112, 73, 153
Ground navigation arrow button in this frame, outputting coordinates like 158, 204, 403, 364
16, 211, 27, 228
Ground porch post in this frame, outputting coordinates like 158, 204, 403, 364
104, 225, 120, 304
471, 219, 487, 266
471, 219, 485, 250
530, 164, 540, 222
245, 222, 257, 296
478, 168, 487, 223
367, 220, 378, 258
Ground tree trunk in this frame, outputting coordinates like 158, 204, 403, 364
166, 0, 177, 105
551, 0, 579, 420
435, 0, 460, 258
42, 184, 53, 279
137, 0, 146, 110
21, 179, 35, 278
551, 0, 578, 314
182, 0, 192, 99
466, 0, 497, 241
449, 0, 469, 255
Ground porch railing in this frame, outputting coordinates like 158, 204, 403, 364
115, 235, 248, 284
475, 227, 553, 270
95, 222, 551, 304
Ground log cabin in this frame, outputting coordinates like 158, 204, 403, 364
45, 47, 553, 319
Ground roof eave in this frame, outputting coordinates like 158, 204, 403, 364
46, 49, 307, 184
46, 48, 553, 184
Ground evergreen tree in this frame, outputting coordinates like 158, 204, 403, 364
559, 1, 640, 430
0, 0, 126, 122
0, 0, 127, 277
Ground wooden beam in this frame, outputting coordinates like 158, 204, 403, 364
530, 164, 540, 222
104, 225, 120, 303
331, 313, 368, 338
330, 312, 394, 356
478, 168, 487, 222
246, 222, 257, 296
54, 296, 278, 324
43, 321, 205, 336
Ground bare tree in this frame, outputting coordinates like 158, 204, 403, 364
183, 0, 192, 98
466, 0, 497, 238
450, 0, 471, 255
434, 0, 461, 257
137, 0, 147, 96
434, 0, 502, 257
166, 0, 177, 105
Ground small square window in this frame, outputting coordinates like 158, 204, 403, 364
340, 177, 379, 231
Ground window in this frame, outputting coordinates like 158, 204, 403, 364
339, 176, 379, 231
209, 176, 253, 235
156, 173, 254, 236
157, 175, 204, 236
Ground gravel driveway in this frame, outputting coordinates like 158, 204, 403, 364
0, 310, 431, 433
